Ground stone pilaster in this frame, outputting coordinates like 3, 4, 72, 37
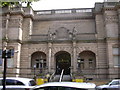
117, 8, 120, 79
72, 41, 77, 72
48, 42, 52, 73
104, 8, 119, 79
14, 43, 21, 77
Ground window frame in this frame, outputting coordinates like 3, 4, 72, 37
113, 47, 120, 67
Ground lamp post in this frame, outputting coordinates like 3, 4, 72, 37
2, 41, 7, 90
2, 12, 10, 90
33, 64, 36, 80
77, 56, 81, 69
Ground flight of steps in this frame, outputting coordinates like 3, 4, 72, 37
51, 75, 72, 82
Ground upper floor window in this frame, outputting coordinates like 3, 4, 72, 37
113, 47, 120, 67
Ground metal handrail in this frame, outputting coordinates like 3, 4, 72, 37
70, 73, 73, 80
49, 71, 56, 82
59, 69, 64, 82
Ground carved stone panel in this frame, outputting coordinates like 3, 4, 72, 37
55, 27, 70, 40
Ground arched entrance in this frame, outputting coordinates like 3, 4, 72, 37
55, 51, 71, 75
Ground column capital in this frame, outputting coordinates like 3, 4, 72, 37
72, 41, 77, 48
48, 42, 52, 48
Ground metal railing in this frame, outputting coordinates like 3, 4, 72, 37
59, 69, 64, 82
49, 71, 56, 82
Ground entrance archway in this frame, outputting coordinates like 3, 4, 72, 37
55, 51, 71, 75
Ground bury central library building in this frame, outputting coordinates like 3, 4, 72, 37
0, 0, 120, 80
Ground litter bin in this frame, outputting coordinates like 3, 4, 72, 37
72, 79, 83, 82
36, 78, 45, 85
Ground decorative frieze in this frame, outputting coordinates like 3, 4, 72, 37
28, 45, 47, 55
9, 18, 23, 28
77, 45, 97, 55
104, 15, 118, 23
52, 45, 72, 55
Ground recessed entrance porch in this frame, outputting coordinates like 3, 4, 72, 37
55, 51, 71, 75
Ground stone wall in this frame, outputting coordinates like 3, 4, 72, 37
0, 2, 119, 79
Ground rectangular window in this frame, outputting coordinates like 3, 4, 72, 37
7, 49, 14, 68
0, 49, 2, 57
113, 47, 120, 67
0, 49, 2, 66
89, 59, 93, 68
7, 58, 13, 67
78, 59, 84, 69
35, 59, 46, 69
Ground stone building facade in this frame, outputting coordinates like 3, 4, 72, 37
0, 1, 120, 80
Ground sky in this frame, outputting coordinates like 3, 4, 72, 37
32, 0, 104, 10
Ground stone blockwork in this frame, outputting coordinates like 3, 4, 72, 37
0, 2, 120, 80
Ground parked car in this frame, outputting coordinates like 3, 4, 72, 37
96, 79, 120, 90
33, 82, 96, 90
0, 77, 36, 90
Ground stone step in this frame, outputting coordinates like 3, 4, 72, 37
51, 75, 72, 82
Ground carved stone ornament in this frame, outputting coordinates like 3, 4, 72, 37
105, 15, 118, 23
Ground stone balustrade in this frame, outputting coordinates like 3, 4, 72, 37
35, 8, 93, 15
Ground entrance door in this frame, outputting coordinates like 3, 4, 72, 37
55, 51, 71, 75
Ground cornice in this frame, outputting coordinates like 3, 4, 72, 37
3, 39, 22, 44
1, 9, 34, 20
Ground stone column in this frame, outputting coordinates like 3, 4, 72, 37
72, 41, 77, 72
48, 42, 52, 73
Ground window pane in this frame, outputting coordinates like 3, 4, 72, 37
58, 86, 87, 90
29, 80, 36, 86
113, 48, 119, 55
0, 49, 2, 56
7, 58, 13, 67
118, 56, 120, 66
11, 49, 14, 57
6, 79, 15, 85
114, 56, 120, 66
0, 58, 2, 66
0, 80, 2, 85
111, 81, 119, 85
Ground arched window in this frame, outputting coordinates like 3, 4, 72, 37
78, 51, 96, 70
31, 51, 46, 69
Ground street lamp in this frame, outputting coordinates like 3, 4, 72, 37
77, 56, 81, 68
33, 64, 36, 80
2, 41, 7, 90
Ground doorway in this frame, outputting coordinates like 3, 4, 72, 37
55, 51, 71, 75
